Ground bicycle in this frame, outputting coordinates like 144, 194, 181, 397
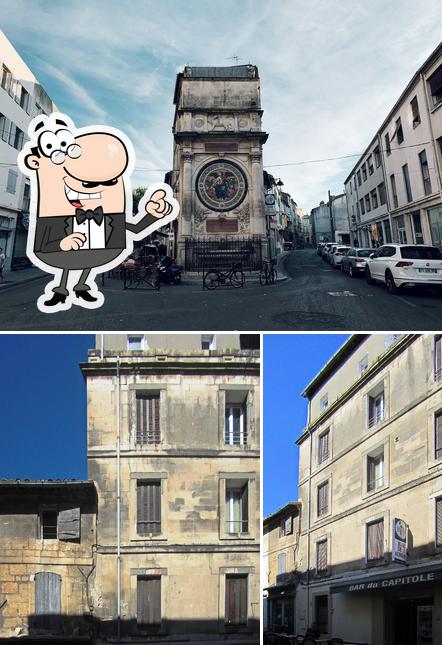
123, 264, 160, 290
203, 263, 245, 289
259, 259, 278, 285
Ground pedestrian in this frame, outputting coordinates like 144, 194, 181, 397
0, 247, 5, 283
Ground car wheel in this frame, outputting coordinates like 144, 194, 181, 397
349, 265, 354, 278
340, 262, 344, 273
366, 267, 375, 285
385, 270, 399, 294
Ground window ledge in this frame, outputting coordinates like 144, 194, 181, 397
362, 483, 389, 500
131, 536, 168, 542
220, 534, 255, 541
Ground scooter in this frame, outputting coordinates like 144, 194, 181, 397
156, 255, 183, 284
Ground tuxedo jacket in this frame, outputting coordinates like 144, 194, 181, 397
34, 212, 158, 254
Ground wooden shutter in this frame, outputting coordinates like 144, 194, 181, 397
367, 457, 375, 491
436, 498, 442, 546
435, 413, 442, 460
318, 481, 328, 516
285, 516, 293, 535
225, 575, 247, 625
241, 483, 249, 533
136, 394, 160, 444
435, 337, 441, 380
137, 481, 161, 534
319, 431, 329, 464
35, 572, 61, 631
137, 576, 161, 627
317, 540, 327, 572
58, 508, 80, 541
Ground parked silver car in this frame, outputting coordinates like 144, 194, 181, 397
341, 247, 372, 277
330, 245, 351, 268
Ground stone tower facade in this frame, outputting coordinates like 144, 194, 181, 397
170, 65, 268, 266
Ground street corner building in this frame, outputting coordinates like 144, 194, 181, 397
0, 333, 261, 642
263, 503, 302, 632
166, 65, 269, 271
294, 334, 442, 644
83, 334, 261, 640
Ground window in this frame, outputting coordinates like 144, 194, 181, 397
435, 412, 442, 460
390, 174, 398, 208
128, 334, 144, 350
320, 394, 328, 411
378, 182, 387, 206
315, 595, 328, 633
384, 219, 392, 243
374, 146, 382, 168
365, 195, 371, 213
359, 354, 369, 374
371, 189, 378, 210
22, 181, 30, 212
362, 163, 367, 182
1, 64, 11, 92
367, 448, 384, 492
436, 498, 442, 547
357, 170, 362, 186
403, 164, 413, 202
367, 155, 374, 175
368, 391, 384, 427
137, 480, 161, 534
41, 510, 58, 539
14, 126, 24, 150
226, 480, 248, 534
19, 86, 30, 113
225, 574, 247, 626
411, 211, 424, 244
360, 198, 365, 215
41, 508, 80, 541
353, 176, 357, 190
279, 515, 293, 538
411, 96, 421, 127
385, 133, 391, 155
385, 334, 401, 348
6, 170, 18, 194
137, 576, 161, 628
366, 519, 384, 561
136, 393, 160, 444
393, 117, 404, 144
316, 539, 328, 573
201, 333, 216, 350
225, 391, 248, 446
318, 429, 330, 464
428, 64, 442, 108
419, 150, 432, 196
278, 552, 287, 575
396, 215, 407, 243
435, 336, 441, 381
0, 114, 9, 142
317, 481, 329, 517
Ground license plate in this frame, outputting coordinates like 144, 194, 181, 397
418, 268, 438, 273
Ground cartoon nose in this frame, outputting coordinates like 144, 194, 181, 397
68, 133, 128, 182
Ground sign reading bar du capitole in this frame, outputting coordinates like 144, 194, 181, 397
332, 569, 442, 594
392, 517, 407, 563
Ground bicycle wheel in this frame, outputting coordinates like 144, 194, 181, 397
204, 271, 219, 289
270, 267, 277, 284
230, 270, 245, 287
259, 270, 267, 286
150, 270, 161, 290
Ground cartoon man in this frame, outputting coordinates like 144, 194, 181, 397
18, 113, 178, 313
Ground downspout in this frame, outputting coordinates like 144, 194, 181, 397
116, 357, 121, 641
100, 334, 104, 360
306, 397, 312, 629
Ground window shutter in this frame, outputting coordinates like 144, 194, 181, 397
241, 484, 249, 533
317, 540, 327, 571
136, 394, 160, 444
436, 413, 442, 460
436, 499, 442, 546
58, 508, 80, 541
367, 457, 375, 491
285, 516, 292, 535
137, 482, 161, 534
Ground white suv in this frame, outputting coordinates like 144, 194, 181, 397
366, 244, 442, 293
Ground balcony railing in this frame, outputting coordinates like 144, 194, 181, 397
368, 411, 384, 428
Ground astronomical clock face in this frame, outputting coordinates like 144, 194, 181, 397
195, 160, 247, 212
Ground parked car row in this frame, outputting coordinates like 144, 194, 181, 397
317, 242, 442, 294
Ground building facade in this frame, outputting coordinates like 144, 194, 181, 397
83, 333, 260, 640
344, 42, 442, 250
0, 30, 56, 270
169, 65, 268, 269
311, 194, 350, 245
263, 502, 301, 635
0, 480, 97, 638
296, 334, 442, 644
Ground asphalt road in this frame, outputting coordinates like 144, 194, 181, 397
1, 250, 442, 331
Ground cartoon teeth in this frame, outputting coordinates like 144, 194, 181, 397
64, 184, 102, 200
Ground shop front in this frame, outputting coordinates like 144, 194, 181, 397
265, 580, 297, 635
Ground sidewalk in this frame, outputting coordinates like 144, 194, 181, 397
0, 266, 46, 292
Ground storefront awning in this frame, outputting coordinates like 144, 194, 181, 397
331, 563, 442, 594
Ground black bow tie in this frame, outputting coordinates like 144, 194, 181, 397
75, 206, 104, 226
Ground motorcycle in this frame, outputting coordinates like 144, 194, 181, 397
156, 255, 183, 284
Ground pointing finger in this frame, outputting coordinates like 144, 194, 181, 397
149, 189, 166, 202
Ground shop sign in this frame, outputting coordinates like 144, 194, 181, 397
392, 517, 407, 563
332, 568, 442, 594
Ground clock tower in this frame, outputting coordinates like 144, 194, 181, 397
169, 65, 269, 269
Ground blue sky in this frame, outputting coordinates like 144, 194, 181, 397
2, 0, 441, 211
0, 334, 93, 480
263, 333, 350, 517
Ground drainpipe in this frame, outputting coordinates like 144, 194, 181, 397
100, 334, 104, 360
116, 357, 121, 641
305, 398, 313, 629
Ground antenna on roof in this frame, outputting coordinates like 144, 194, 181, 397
226, 55, 241, 65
